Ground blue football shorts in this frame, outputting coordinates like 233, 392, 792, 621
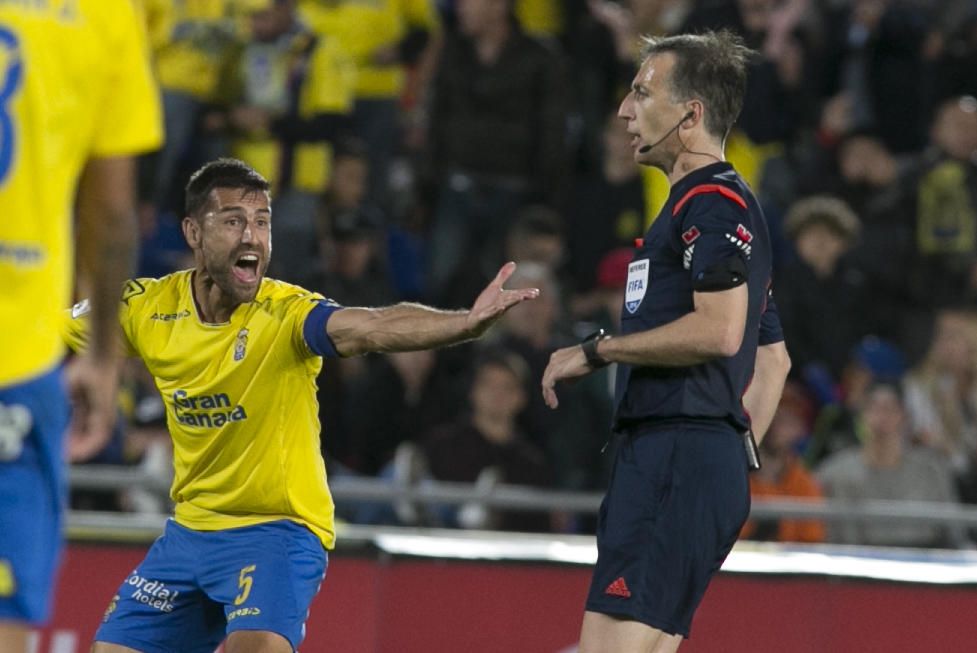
0, 366, 69, 624
586, 421, 751, 637
95, 519, 327, 653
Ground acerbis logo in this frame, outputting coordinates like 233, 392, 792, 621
228, 606, 262, 621
150, 310, 190, 321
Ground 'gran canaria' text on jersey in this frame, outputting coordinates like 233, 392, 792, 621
171, 390, 247, 428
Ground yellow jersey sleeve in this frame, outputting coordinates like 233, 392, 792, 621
89, 1, 164, 157
300, 36, 356, 116
61, 279, 152, 358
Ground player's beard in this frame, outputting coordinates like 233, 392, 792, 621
204, 248, 268, 305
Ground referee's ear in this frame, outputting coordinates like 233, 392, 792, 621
182, 215, 202, 250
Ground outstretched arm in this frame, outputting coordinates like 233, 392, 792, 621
325, 262, 539, 357
743, 340, 791, 444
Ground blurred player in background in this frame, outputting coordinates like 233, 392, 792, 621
0, 2, 163, 652
542, 31, 790, 652
63, 158, 538, 653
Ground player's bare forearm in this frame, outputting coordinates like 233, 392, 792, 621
75, 156, 138, 360
327, 303, 473, 356
327, 262, 539, 357
743, 341, 791, 444
599, 284, 748, 367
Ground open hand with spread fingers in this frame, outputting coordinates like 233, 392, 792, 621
464, 262, 540, 336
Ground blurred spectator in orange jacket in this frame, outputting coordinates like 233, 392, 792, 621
741, 381, 826, 543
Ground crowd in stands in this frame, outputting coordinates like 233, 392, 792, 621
72, 0, 977, 548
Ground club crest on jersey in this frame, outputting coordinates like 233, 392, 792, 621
725, 224, 753, 257
234, 328, 249, 362
625, 259, 649, 314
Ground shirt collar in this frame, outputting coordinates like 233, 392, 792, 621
668, 161, 734, 202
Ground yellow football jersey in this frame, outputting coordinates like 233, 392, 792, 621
299, 0, 439, 99
515, 0, 564, 38
63, 270, 340, 549
0, 0, 163, 387
228, 30, 355, 193
143, 0, 250, 100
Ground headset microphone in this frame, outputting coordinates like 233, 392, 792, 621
637, 111, 695, 154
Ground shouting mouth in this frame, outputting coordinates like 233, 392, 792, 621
231, 253, 260, 284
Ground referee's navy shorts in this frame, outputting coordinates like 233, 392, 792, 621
586, 420, 750, 637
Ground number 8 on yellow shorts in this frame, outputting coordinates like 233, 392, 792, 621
95, 520, 327, 653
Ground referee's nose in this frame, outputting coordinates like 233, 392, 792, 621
619, 91, 635, 122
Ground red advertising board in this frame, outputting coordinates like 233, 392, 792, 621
32, 543, 977, 652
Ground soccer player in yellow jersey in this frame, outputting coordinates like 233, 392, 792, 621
0, 2, 163, 652
64, 158, 538, 653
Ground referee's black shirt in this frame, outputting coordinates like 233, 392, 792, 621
613, 162, 783, 433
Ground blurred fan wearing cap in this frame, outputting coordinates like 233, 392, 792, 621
317, 206, 397, 309
777, 195, 872, 381
804, 335, 908, 468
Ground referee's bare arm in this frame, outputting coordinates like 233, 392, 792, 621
743, 341, 791, 444
596, 285, 748, 366
541, 285, 746, 409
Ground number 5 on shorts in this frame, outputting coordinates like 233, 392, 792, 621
234, 564, 256, 605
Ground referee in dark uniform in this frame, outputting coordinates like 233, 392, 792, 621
542, 31, 791, 653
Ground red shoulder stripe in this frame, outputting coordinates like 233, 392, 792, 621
672, 184, 747, 217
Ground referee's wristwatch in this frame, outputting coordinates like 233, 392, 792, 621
581, 328, 612, 369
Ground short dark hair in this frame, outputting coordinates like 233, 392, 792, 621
862, 380, 906, 409
185, 158, 271, 218
640, 30, 754, 140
